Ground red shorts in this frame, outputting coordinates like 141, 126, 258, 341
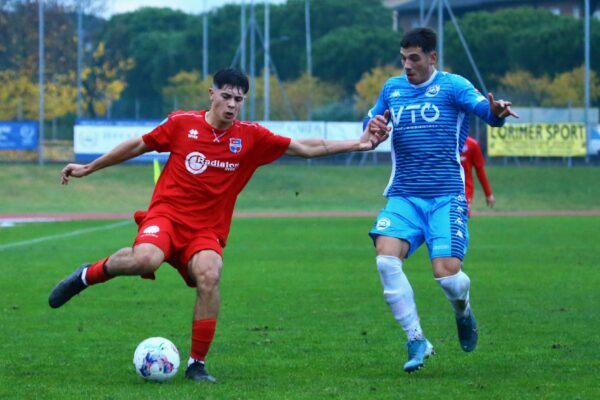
132, 211, 224, 287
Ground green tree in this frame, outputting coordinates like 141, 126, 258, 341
268, 0, 394, 81
444, 7, 600, 93
312, 27, 399, 93
101, 7, 200, 117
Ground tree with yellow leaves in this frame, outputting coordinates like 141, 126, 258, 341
161, 71, 213, 114
81, 42, 134, 117
355, 65, 402, 115
499, 66, 599, 107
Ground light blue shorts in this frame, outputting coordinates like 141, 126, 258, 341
369, 194, 469, 260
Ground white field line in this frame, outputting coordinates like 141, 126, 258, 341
0, 220, 130, 252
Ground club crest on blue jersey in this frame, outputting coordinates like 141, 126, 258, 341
229, 138, 242, 153
425, 84, 440, 97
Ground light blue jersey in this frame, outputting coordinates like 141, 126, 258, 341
365, 70, 504, 197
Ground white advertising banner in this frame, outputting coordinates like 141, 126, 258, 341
74, 120, 391, 162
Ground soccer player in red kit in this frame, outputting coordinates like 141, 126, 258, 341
48, 68, 389, 383
460, 135, 496, 216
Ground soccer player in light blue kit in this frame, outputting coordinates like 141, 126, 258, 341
363, 27, 518, 373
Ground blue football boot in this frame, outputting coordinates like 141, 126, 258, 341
456, 309, 478, 352
403, 339, 427, 373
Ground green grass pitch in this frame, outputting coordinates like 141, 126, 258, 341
1, 215, 599, 399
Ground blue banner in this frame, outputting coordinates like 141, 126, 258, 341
0, 121, 38, 150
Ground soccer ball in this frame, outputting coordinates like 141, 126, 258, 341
133, 337, 180, 382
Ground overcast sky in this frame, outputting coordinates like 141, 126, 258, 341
103, 0, 288, 16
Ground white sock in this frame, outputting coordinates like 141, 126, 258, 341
187, 357, 204, 367
81, 267, 89, 286
436, 271, 471, 318
376, 256, 423, 341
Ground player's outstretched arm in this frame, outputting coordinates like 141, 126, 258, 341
487, 92, 519, 119
61, 136, 150, 185
285, 125, 389, 158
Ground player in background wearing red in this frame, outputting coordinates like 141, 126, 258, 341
461, 136, 496, 216
49, 68, 389, 383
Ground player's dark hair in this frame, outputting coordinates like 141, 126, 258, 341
213, 68, 250, 94
400, 27, 437, 53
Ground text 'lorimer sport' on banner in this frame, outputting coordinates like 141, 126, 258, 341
487, 123, 587, 157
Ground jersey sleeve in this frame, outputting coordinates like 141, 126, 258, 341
363, 82, 389, 130
452, 75, 504, 127
249, 124, 292, 166
452, 75, 487, 114
142, 115, 176, 152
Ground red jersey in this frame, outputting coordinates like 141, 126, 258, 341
141, 110, 291, 246
460, 136, 492, 202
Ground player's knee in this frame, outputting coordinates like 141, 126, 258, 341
432, 258, 462, 278
189, 252, 223, 290
376, 255, 412, 304
131, 249, 163, 275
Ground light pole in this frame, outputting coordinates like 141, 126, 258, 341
38, 0, 45, 165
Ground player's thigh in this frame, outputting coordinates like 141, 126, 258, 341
133, 216, 175, 261
369, 196, 425, 259
375, 235, 410, 259
425, 194, 469, 261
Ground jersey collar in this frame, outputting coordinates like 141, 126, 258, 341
408, 69, 438, 89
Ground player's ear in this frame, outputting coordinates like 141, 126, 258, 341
429, 51, 437, 66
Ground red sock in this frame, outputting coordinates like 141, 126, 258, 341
84, 257, 113, 285
190, 319, 217, 361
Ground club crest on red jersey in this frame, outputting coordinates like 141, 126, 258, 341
229, 138, 242, 153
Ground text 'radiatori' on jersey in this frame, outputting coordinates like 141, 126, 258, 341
185, 151, 240, 175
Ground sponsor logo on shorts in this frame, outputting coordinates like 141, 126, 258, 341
454, 217, 464, 226
455, 194, 466, 202
185, 151, 239, 175
143, 225, 160, 234
456, 230, 464, 239
141, 225, 160, 238
376, 217, 391, 230
433, 244, 450, 251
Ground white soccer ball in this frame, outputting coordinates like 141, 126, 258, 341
133, 337, 180, 382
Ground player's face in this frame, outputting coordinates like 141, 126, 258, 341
209, 85, 246, 126
400, 46, 437, 85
